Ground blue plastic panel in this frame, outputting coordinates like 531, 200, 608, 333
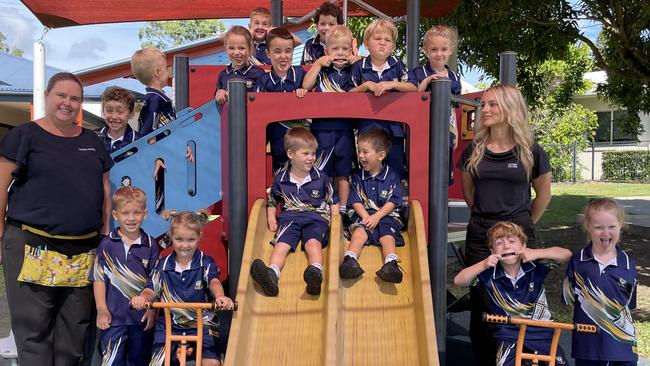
109, 101, 222, 236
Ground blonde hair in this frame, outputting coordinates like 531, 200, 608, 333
583, 198, 626, 233
466, 84, 534, 179
325, 25, 353, 46
250, 7, 271, 20
363, 19, 397, 45
131, 47, 166, 86
162, 209, 209, 236
284, 127, 318, 152
487, 221, 528, 250
223, 25, 254, 52
113, 186, 146, 210
424, 25, 458, 50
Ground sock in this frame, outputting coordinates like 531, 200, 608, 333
385, 253, 398, 264
344, 251, 358, 260
269, 264, 280, 278
310, 263, 323, 272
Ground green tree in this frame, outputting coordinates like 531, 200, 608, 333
0, 32, 24, 57
138, 20, 226, 49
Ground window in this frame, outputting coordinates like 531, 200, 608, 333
594, 110, 636, 143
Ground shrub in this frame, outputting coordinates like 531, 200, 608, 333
602, 151, 650, 181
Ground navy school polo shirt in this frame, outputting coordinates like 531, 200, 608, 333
457, 143, 551, 218
350, 56, 409, 137
250, 41, 271, 65
407, 63, 461, 96
267, 165, 336, 223
348, 164, 402, 223
301, 35, 325, 65
256, 66, 306, 93
95, 125, 140, 153
90, 228, 160, 326
475, 260, 557, 343
216, 64, 266, 95
146, 250, 221, 329
562, 244, 638, 361
138, 87, 176, 136
310, 64, 354, 131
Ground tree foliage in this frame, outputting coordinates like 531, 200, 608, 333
0, 32, 24, 57
138, 20, 226, 49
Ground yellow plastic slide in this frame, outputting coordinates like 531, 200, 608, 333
225, 199, 438, 366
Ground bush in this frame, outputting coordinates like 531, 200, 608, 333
602, 151, 650, 181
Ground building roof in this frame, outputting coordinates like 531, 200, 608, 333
0, 52, 62, 99
582, 71, 607, 95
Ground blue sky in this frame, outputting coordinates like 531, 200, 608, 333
0, 0, 601, 85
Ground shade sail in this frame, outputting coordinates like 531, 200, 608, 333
21, 0, 457, 28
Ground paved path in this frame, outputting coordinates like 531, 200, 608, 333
616, 196, 650, 236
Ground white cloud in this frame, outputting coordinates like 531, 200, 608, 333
67, 37, 107, 60
0, 6, 39, 58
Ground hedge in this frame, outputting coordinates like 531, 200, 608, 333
602, 151, 650, 181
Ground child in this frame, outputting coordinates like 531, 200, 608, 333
563, 198, 638, 365
301, 2, 343, 65
131, 47, 176, 136
256, 27, 308, 172
408, 25, 461, 184
302, 24, 357, 213
95, 86, 140, 153
338, 128, 404, 283
90, 186, 160, 366
131, 211, 234, 366
215, 25, 266, 104
250, 127, 336, 296
350, 19, 417, 180
454, 222, 571, 366
248, 8, 301, 66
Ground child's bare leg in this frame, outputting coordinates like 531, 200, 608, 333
376, 235, 402, 283
269, 242, 292, 270
202, 358, 221, 366
303, 239, 324, 295
335, 176, 350, 211
339, 227, 367, 279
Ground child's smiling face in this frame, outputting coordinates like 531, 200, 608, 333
356, 139, 386, 174
171, 226, 200, 262
316, 14, 338, 40
424, 35, 452, 71
249, 15, 272, 43
586, 209, 621, 253
103, 100, 132, 134
225, 33, 251, 69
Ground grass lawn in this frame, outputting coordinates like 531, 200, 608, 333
448, 182, 650, 356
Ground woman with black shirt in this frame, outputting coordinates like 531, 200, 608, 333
457, 84, 552, 366
0, 72, 113, 365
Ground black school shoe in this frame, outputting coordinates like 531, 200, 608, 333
376, 260, 403, 283
303, 266, 323, 295
250, 259, 279, 296
339, 255, 364, 279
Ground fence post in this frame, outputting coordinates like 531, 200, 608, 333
591, 142, 595, 181
572, 141, 577, 183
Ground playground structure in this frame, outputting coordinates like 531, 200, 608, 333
483, 314, 598, 366
7, 1, 525, 365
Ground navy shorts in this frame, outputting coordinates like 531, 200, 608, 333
149, 324, 221, 365
273, 216, 329, 251
100, 324, 154, 366
313, 129, 355, 177
575, 360, 637, 366
496, 339, 567, 366
348, 215, 404, 246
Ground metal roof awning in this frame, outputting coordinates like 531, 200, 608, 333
20, 0, 457, 28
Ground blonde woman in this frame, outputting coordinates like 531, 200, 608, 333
457, 84, 552, 366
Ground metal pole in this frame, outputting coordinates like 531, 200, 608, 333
227, 79, 248, 298
499, 51, 517, 86
270, 0, 283, 26
572, 141, 577, 183
591, 143, 595, 181
406, 0, 420, 70
33, 42, 46, 120
173, 55, 190, 111
343, 0, 348, 25
428, 79, 451, 366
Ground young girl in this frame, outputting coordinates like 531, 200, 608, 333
131, 211, 235, 366
214, 25, 265, 104
563, 198, 638, 366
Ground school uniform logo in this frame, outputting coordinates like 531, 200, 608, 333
529, 282, 535, 292
246, 80, 254, 89
311, 190, 321, 198
194, 280, 203, 290
380, 190, 389, 199
142, 259, 149, 267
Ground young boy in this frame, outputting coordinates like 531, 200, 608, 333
301, 2, 343, 65
302, 24, 357, 212
95, 86, 140, 153
256, 27, 308, 172
408, 25, 461, 183
248, 7, 301, 66
250, 127, 336, 296
454, 222, 571, 366
338, 128, 404, 283
90, 186, 160, 366
131, 47, 176, 136
350, 19, 417, 180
